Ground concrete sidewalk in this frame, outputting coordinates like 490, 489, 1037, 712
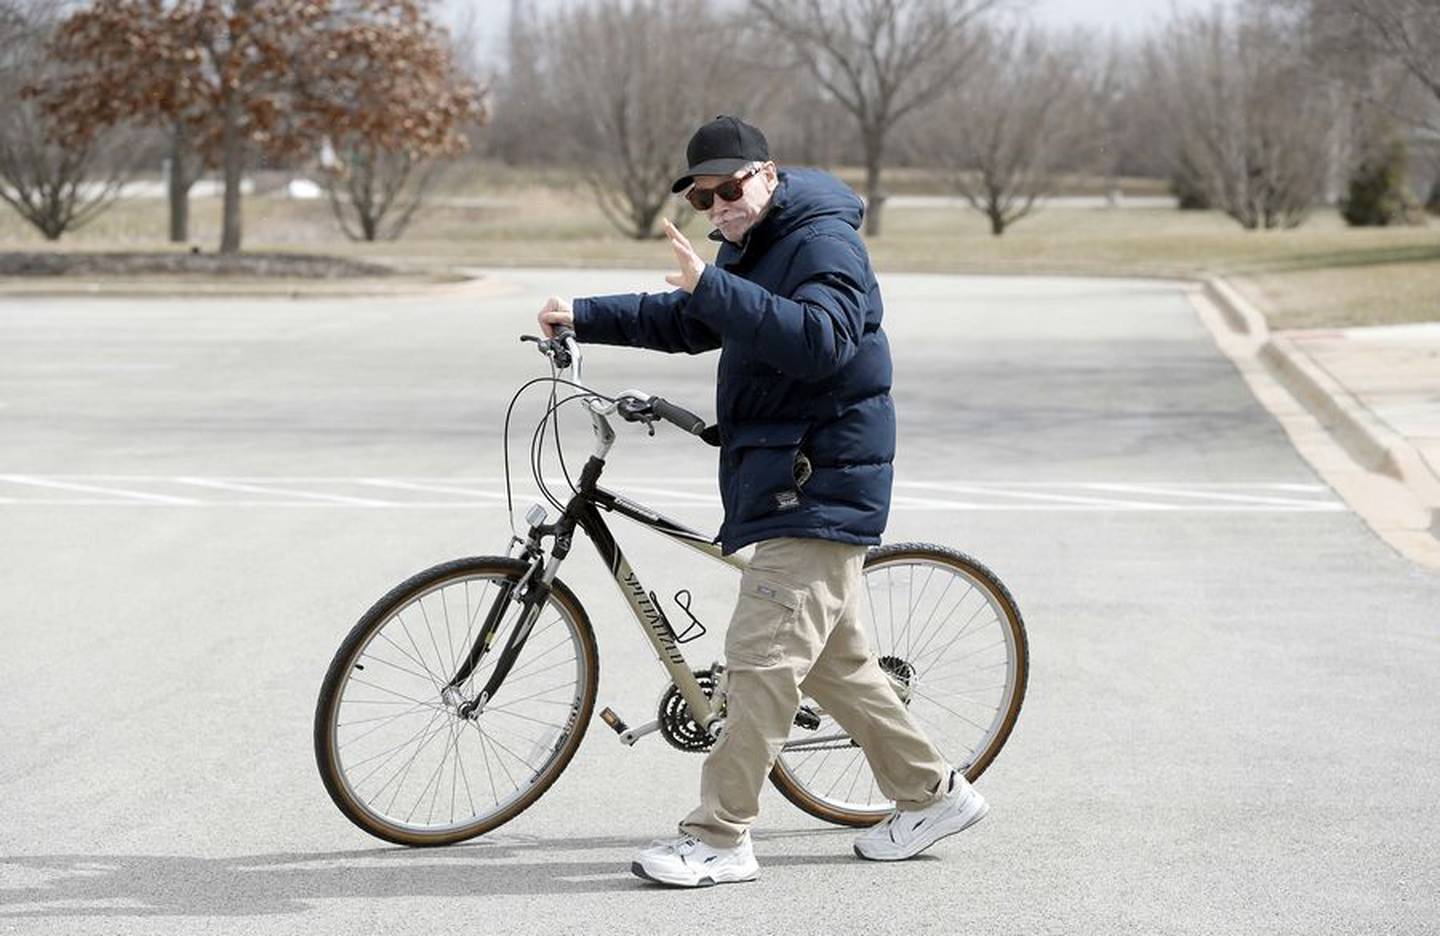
1199, 279, 1440, 569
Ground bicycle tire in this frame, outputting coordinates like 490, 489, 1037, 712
768, 543, 1028, 827
314, 556, 599, 846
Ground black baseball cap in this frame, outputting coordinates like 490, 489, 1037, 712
670, 115, 771, 193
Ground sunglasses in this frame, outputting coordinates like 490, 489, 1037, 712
685, 166, 762, 211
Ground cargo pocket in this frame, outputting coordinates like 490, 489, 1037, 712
726, 420, 810, 526
725, 573, 806, 668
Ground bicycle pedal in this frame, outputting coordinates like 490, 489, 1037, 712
599, 707, 629, 735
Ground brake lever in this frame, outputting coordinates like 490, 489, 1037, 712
520, 333, 573, 369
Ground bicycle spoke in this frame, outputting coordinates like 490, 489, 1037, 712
338, 701, 431, 751
485, 680, 577, 709
911, 601, 991, 679
439, 585, 458, 674
344, 676, 439, 708
910, 689, 993, 733
825, 748, 865, 799
501, 654, 578, 689
352, 707, 446, 794
917, 636, 1008, 683
409, 720, 460, 824
895, 573, 958, 664
473, 719, 500, 806
472, 722, 521, 792
454, 726, 478, 819
374, 629, 443, 690
391, 615, 446, 694
843, 749, 870, 804
416, 598, 452, 696
486, 705, 570, 731
379, 713, 453, 815
907, 590, 978, 666
359, 651, 437, 686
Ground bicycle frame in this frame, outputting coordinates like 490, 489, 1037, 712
449, 339, 746, 739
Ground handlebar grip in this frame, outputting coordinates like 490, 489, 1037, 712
650, 396, 707, 436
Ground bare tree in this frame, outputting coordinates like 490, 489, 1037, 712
921, 28, 1094, 235
750, 0, 1000, 236
1304, 0, 1440, 132
485, 0, 553, 165
0, 0, 141, 241
1147, 3, 1336, 230
326, 149, 449, 242
540, 0, 765, 240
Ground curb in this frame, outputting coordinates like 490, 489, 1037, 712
0, 269, 502, 301
1201, 275, 1440, 543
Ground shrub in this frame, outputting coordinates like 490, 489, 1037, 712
1341, 138, 1410, 227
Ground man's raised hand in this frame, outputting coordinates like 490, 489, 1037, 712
663, 219, 705, 293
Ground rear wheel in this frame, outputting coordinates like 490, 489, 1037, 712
769, 543, 1028, 827
314, 557, 598, 846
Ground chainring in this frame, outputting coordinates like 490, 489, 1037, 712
658, 668, 720, 753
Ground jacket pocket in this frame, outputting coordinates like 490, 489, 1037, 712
725, 419, 810, 526
725, 572, 806, 667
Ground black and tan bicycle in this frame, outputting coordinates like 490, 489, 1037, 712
314, 331, 1028, 846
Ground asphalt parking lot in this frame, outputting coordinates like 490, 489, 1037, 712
2, 270, 1436, 935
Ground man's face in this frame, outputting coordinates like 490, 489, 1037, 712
691, 162, 778, 244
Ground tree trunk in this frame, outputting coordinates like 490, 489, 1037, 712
219, 88, 245, 255
862, 132, 885, 238
989, 210, 1005, 236
168, 123, 191, 244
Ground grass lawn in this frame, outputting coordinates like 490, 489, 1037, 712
2, 174, 1436, 331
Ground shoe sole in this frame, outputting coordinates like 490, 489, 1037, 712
852, 797, 990, 862
630, 861, 758, 888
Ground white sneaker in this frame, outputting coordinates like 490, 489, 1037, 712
631, 834, 759, 887
853, 769, 988, 861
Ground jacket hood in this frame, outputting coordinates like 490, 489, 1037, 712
709, 168, 865, 250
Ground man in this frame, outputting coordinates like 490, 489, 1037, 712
537, 116, 987, 887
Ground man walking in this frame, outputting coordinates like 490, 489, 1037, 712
537, 116, 987, 887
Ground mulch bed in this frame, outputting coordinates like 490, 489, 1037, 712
0, 251, 396, 279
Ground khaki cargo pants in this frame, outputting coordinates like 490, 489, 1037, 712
679, 537, 950, 847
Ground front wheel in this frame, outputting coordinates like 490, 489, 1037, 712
314, 557, 599, 846
769, 543, 1028, 827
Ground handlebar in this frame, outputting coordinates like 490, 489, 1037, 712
519, 330, 717, 446
650, 397, 707, 436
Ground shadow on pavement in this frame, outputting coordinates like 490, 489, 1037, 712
0, 831, 857, 918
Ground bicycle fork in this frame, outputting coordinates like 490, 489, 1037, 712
448, 512, 570, 720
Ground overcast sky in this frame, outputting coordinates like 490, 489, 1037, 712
448, 0, 1225, 63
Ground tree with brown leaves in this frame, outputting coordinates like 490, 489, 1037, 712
42, 0, 482, 254
311, 3, 485, 241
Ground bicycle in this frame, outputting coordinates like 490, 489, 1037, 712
314, 330, 1028, 846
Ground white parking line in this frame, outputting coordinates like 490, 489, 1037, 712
356, 478, 507, 499
0, 474, 200, 505
901, 481, 1175, 510
172, 477, 392, 506
1079, 482, 1337, 508
0, 476, 1349, 512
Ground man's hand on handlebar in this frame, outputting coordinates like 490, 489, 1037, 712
538, 297, 574, 338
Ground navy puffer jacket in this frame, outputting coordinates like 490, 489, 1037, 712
573, 168, 894, 555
